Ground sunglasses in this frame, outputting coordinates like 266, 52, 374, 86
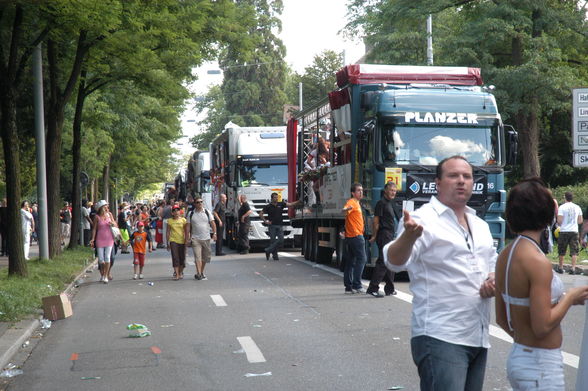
195, 201, 203, 204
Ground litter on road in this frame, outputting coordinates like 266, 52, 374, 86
244, 371, 272, 377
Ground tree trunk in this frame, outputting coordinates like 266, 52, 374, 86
515, 104, 541, 178
102, 160, 110, 203
0, 86, 27, 276
69, 70, 87, 249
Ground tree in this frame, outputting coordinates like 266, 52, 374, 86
219, 0, 288, 126
288, 50, 343, 108
190, 85, 231, 150
0, 3, 50, 274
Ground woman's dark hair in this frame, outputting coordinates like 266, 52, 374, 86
506, 177, 555, 233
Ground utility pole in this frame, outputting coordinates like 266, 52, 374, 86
33, 43, 49, 260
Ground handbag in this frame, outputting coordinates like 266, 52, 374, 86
110, 226, 122, 241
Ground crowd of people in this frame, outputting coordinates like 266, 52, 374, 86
5, 154, 588, 389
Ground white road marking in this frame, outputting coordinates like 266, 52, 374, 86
210, 294, 227, 307
237, 336, 266, 363
281, 252, 581, 369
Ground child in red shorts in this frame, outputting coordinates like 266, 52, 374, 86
130, 222, 152, 279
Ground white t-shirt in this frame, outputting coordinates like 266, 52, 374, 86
82, 207, 91, 230
189, 209, 213, 240
384, 196, 497, 348
558, 202, 582, 232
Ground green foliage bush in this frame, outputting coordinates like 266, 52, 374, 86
0, 247, 93, 322
550, 184, 588, 214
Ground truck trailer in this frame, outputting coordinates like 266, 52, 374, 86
287, 64, 517, 269
210, 122, 301, 249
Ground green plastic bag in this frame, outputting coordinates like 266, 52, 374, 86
127, 323, 151, 338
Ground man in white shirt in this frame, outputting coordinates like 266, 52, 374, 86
557, 191, 583, 274
384, 156, 497, 391
188, 197, 217, 280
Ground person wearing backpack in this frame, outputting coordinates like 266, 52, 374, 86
188, 197, 217, 280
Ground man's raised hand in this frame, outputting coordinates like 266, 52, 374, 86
403, 209, 423, 238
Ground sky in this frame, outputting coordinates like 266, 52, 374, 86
175, 0, 365, 157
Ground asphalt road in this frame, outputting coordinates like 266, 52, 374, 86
3, 248, 588, 391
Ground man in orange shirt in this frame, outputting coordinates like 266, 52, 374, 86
342, 183, 366, 294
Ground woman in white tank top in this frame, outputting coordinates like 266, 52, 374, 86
495, 178, 588, 390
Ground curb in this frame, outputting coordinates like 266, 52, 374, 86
0, 318, 39, 371
0, 256, 95, 371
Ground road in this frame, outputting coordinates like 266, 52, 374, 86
3, 248, 588, 390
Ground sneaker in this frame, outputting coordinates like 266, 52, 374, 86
366, 290, 384, 298
353, 288, 366, 294
99, 275, 104, 282
194, 274, 202, 280
133, 274, 138, 280
265, 251, 270, 261
555, 266, 564, 274
273, 255, 279, 261
345, 289, 354, 294
385, 290, 397, 296
568, 269, 576, 275
103, 277, 109, 284
201, 274, 207, 280
139, 274, 144, 279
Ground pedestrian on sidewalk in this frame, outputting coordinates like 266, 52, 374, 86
384, 156, 497, 391
213, 194, 227, 256
237, 194, 252, 255
82, 200, 92, 246
90, 200, 118, 284
495, 178, 588, 390
342, 183, 367, 294
556, 191, 583, 274
20, 201, 34, 260
259, 193, 299, 261
130, 221, 152, 280
188, 197, 216, 280
159, 200, 173, 247
166, 204, 188, 280
366, 181, 398, 298
60, 202, 71, 246
0, 198, 7, 256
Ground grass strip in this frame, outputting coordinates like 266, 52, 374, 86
0, 247, 93, 322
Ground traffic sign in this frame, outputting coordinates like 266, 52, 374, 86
572, 88, 588, 156
573, 151, 588, 167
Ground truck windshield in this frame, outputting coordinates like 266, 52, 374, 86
239, 164, 288, 186
382, 125, 499, 166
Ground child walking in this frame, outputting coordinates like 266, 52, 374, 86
130, 221, 152, 279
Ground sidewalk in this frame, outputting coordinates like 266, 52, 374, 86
0, 242, 41, 270
0, 241, 73, 372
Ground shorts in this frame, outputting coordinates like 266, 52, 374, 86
169, 242, 185, 268
557, 231, 579, 256
133, 253, 145, 267
507, 343, 564, 390
191, 238, 211, 263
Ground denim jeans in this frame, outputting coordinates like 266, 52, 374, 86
411, 335, 488, 391
265, 225, 284, 256
343, 235, 366, 290
507, 343, 564, 390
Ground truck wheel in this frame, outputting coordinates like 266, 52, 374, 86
316, 247, 334, 264
303, 223, 311, 260
310, 223, 318, 262
335, 234, 345, 271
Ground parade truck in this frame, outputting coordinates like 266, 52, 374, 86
287, 64, 518, 269
210, 122, 301, 249
186, 150, 213, 211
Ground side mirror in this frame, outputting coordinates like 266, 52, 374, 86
504, 124, 518, 166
